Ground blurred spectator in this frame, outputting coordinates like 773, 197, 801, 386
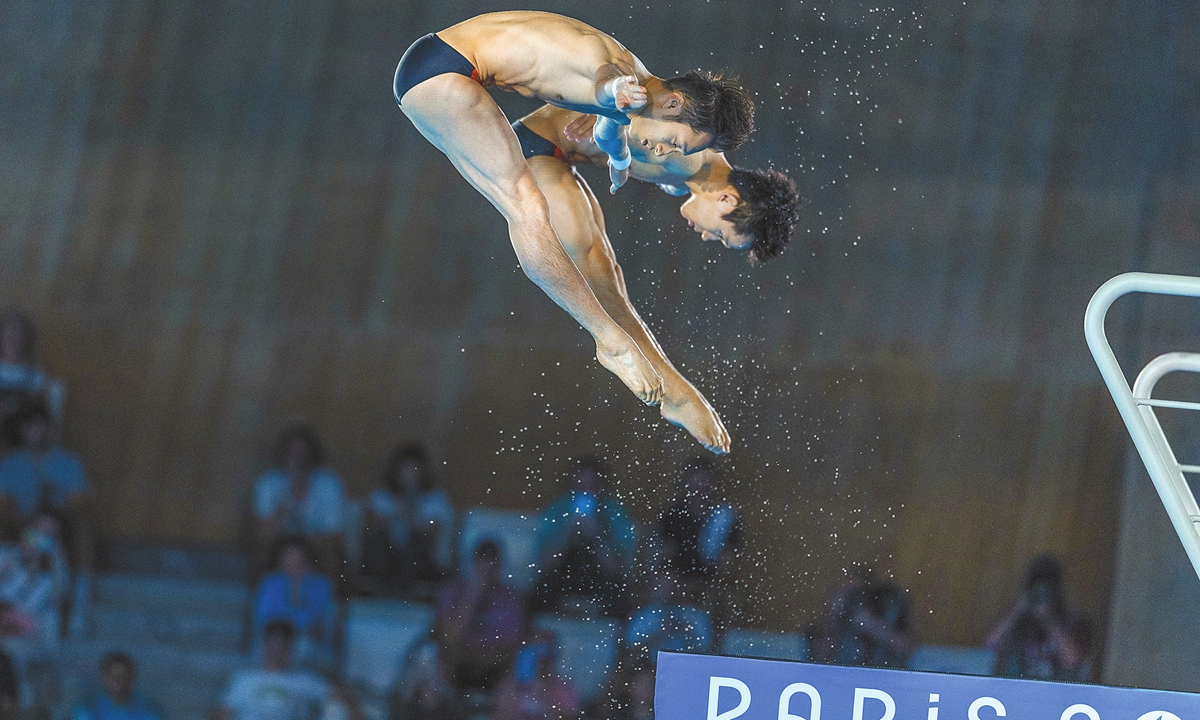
390, 639, 461, 720
807, 573, 912, 668
657, 457, 742, 580
986, 554, 1092, 681
252, 424, 347, 577
0, 647, 16, 720
530, 457, 635, 617
0, 513, 69, 644
594, 649, 654, 720
0, 311, 61, 433
493, 629, 581, 720
434, 539, 525, 691
0, 402, 92, 567
217, 619, 361, 720
806, 569, 869, 665
360, 443, 455, 596
253, 537, 336, 668
655, 456, 741, 634
625, 568, 712, 656
72, 652, 164, 720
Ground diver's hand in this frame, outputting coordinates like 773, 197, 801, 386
610, 75, 647, 111
564, 114, 598, 144
608, 160, 629, 194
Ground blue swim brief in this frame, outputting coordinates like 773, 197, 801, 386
512, 121, 567, 161
394, 33, 479, 105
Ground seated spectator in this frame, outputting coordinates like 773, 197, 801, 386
530, 457, 635, 617
624, 568, 713, 656
595, 649, 654, 720
252, 538, 335, 667
986, 554, 1092, 681
252, 424, 347, 577
72, 652, 164, 720
217, 619, 360, 720
434, 539, 525, 691
657, 457, 742, 580
390, 639, 461, 720
655, 456, 741, 633
493, 629, 581, 720
0, 402, 92, 567
0, 311, 60, 434
807, 572, 912, 668
867, 583, 914, 667
0, 513, 69, 644
361, 443, 455, 596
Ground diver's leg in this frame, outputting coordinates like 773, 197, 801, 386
527, 156, 731, 453
399, 75, 661, 406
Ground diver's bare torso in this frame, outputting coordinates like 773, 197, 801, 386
438, 11, 649, 116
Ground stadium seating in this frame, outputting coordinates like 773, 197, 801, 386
458, 508, 540, 591
907, 645, 996, 676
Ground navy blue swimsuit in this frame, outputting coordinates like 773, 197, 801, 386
394, 33, 630, 125
394, 34, 478, 105
512, 122, 566, 161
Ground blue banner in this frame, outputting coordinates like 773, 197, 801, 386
655, 651, 1200, 720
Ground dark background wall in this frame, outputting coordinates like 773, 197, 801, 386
2, 0, 1198, 678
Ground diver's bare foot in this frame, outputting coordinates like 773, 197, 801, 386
596, 339, 663, 406
661, 380, 731, 454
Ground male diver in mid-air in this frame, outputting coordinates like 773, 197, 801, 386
508, 104, 800, 454
393, 11, 755, 423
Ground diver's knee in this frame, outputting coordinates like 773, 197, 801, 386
502, 174, 551, 224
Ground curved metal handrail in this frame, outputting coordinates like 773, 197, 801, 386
1085, 273, 1200, 579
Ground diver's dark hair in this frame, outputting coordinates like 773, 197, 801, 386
724, 167, 801, 264
662, 70, 755, 151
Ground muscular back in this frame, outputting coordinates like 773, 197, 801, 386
439, 12, 648, 114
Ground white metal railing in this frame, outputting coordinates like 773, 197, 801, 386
1085, 272, 1200, 580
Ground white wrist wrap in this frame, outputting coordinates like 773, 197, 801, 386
604, 77, 625, 101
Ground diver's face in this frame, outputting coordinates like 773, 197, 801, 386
679, 192, 752, 250
627, 115, 712, 157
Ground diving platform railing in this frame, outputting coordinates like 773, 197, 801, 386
1086, 272, 1200, 580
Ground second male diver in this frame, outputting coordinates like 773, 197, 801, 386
508, 104, 800, 453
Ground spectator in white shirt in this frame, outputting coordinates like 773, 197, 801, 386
0, 513, 68, 645
216, 620, 360, 720
252, 425, 346, 578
